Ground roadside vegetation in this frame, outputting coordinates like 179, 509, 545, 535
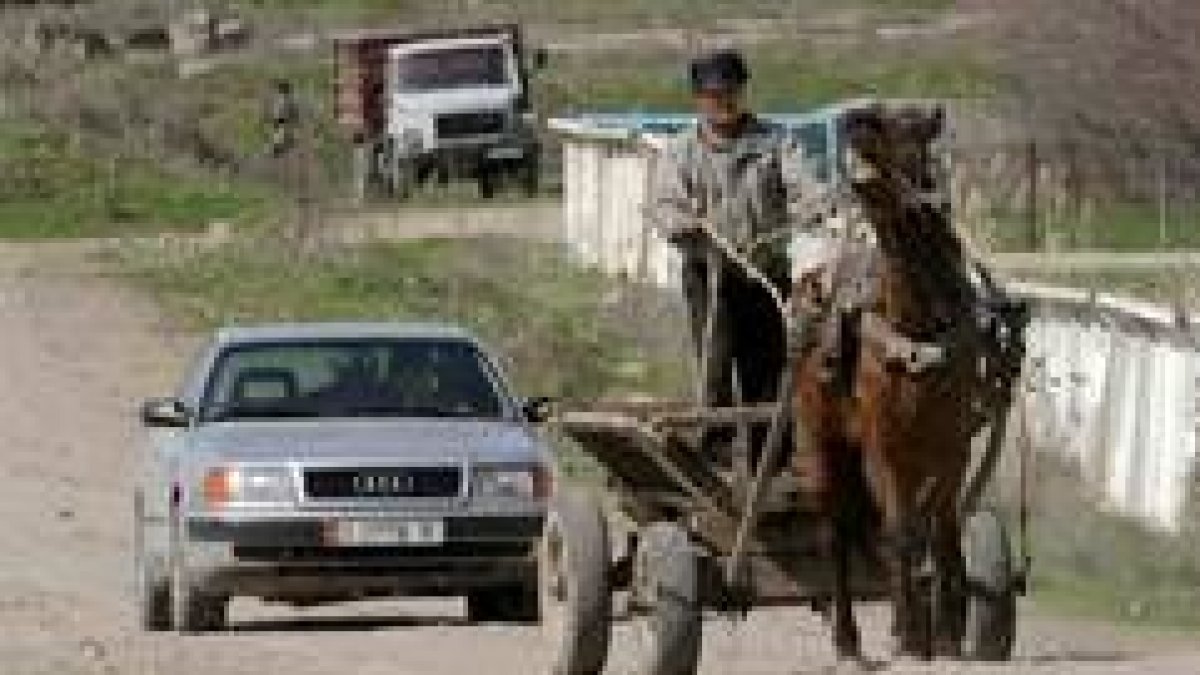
109, 235, 689, 402
541, 42, 994, 113
1023, 459, 1200, 630
0, 119, 273, 239
985, 202, 1200, 254
0, 0, 980, 238
234, 0, 954, 28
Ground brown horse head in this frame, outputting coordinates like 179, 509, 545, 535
837, 103, 971, 330
841, 103, 945, 196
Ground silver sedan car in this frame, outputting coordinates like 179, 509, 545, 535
134, 322, 554, 632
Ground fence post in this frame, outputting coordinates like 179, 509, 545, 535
1026, 140, 1040, 251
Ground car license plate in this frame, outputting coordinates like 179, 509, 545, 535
487, 147, 524, 160
334, 519, 445, 547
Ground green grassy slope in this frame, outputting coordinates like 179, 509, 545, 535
111, 236, 689, 400
0, 120, 273, 239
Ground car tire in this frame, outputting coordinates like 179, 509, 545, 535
467, 581, 540, 624
169, 533, 227, 633
134, 494, 172, 631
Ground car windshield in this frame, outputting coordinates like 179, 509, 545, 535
200, 338, 506, 422
395, 45, 510, 91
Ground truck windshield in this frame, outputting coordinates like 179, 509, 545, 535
395, 45, 510, 91
201, 339, 506, 422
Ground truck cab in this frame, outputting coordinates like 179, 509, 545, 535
335, 25, 541, 200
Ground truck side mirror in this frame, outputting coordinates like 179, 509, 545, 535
141, 398, 192, 428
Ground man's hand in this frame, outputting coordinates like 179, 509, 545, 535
666, 224, 707, 248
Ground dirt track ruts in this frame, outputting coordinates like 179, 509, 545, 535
1, 241, 1199, 675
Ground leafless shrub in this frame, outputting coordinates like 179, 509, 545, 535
968, 0, 1200, 164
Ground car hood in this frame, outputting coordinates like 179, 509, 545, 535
186, 418, 546, 465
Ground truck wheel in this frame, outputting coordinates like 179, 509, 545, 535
467, 580, 540, 624
631, 522, 702, 675
169, 538, 227, 633
961, 509, 1017, 661
542, 489, 612, 675
134, 495, 171, 631
519, 153, 540, 197
476, 163, 498, 199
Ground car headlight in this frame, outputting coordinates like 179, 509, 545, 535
472, 465, 552, 501
202, 465, 295, 507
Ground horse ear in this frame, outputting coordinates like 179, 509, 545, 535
841, 105, 885, 146
925, 105, 946, 141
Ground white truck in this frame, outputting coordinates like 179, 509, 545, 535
334, 25, 543, 201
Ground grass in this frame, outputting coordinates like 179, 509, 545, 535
0, 119, 275, 240
537, 39, 996, 113
235, 0, 955, 27
109, 235, 689, 401
984, 201, 1200, 254
1016, 460, 1200, 631
175, 35, 992, 203
1005, 268, 1197, 309
0, 0, 985, 236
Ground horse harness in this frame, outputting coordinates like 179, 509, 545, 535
792, 236, 1028, 422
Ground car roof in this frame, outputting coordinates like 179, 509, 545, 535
212, 322, 482, 346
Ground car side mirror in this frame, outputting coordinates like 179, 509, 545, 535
522, 396, 556, 424
141, 398, 192, 428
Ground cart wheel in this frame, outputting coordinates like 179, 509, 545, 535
631, 522, 702, 675
542, 489, 612, 675
962, 508, 1017, 661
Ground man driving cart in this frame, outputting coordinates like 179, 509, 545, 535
648, 50, 823, 453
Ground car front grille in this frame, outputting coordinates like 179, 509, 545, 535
303, 467, 462, 500
435, 111, 506, 139
233, 541, 535, 564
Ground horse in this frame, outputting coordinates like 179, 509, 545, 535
790, 104, 1020, 663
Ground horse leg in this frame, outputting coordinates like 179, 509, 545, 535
874, 477, 931, 659
860, 448, 916, 659
831, 527, 861, 661
829, 456, 862, 661
931, 509, 966, 658
897, 510, 934, 660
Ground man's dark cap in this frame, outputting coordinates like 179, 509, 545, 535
689, 50, 750, 94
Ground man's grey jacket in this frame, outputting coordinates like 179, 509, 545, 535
648, 116, 824, 279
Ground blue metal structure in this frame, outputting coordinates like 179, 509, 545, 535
551, 99, 877, 184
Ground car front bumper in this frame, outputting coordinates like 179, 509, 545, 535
184, 514, 543, 600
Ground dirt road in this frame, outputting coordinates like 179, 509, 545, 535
1, 241, 1199, 675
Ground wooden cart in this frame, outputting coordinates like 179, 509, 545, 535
539, 399, 1022, 675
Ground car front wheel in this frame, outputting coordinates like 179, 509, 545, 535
134, 494, 172, 631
